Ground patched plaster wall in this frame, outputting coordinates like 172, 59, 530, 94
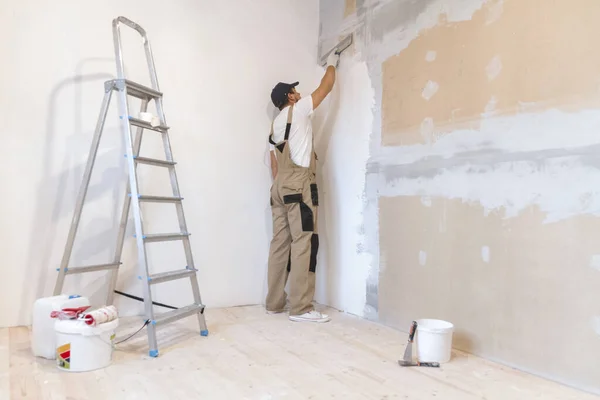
319, 0, 600, 394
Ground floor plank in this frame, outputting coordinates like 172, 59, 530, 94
0, 329, 8, 400
8, 327, 41, 400
7, 306, 599, 400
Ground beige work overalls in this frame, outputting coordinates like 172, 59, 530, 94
266, 105, 319, 316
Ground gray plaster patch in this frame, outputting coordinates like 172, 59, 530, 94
422, 80, 440, 100
486, 56, 503, 81
486, 0, 504, 24
421, 196, 432, 207
426, 50, 437, 62
591, 316, 600, 335
365, 280, 379, 315
590, 255, 600, 272
370, 0, 437, 42
419, 250, 427, 266
318, 0, 350, 59
377, 145, 600, 181
481, 246, 490, 263
420, 118, 435, 143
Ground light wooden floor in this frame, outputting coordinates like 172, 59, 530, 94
1, 306, 598, 400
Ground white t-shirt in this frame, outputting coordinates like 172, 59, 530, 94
269, 96, 314, 168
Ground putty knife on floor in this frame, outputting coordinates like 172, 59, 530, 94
402, 321, 417, 362
398, 320, 440, 368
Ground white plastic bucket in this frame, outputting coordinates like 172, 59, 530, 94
55, 318, 118, 372
416, 319, 454, 363
32, 295, 90, 359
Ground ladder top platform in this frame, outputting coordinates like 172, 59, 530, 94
105, 79, 163, 99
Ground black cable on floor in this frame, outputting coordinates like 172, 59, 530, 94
111, 290, 180, 345
115, 319, 150, 344
113, 290, 178, 310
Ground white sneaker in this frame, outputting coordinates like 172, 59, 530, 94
289, 310, 331, 323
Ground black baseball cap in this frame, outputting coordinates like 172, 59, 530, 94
271, 81, 299, 108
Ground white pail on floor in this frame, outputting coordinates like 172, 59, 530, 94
416, 319, 454, 363
55, 318, 118, 372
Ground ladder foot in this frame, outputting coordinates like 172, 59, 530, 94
200, 329, 209, 337
149, 349, 159, 357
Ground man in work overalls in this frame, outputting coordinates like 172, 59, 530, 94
265, 52, 340, 323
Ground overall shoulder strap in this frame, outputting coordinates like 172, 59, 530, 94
284, 105, 294, 141
268, 105, 295, 145
268, 121, 276, 145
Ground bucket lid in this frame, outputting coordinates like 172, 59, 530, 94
55, 318, 119, 336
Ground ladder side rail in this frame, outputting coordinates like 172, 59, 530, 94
106, 97, 149, 305
156, 98, 207, 331
54, 88, 114, 295
113, 86, 158, 353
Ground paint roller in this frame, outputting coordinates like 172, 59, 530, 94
319, 34, 353, 67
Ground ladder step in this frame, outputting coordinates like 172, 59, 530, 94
148, 268, 196, 285
134, 157, 176, 168
143, 233, 190, 243
128, 117, 169, 132
64, 263, 121, 274
124, 79, 163, 99
138, 195, 183, 203
153, 304, 204, 326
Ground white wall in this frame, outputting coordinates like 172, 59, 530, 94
312, 60, 374, 318
0, 0, 321, 327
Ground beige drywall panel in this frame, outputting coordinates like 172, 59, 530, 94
381, 0, 600, 146
379, 196, 600, 391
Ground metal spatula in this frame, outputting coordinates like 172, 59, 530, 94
402, 321, 418, 362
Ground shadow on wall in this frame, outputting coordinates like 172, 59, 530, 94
312, 81, 342, 306
261, 101, 285, 303
20, 58, 126, 319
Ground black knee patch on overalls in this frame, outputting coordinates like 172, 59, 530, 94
299, 203, 314, 232
309, 234, 319, 273
283, 194, 314, 232
310, 184, 319, 206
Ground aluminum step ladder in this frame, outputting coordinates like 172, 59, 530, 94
53, 16, 208, 357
